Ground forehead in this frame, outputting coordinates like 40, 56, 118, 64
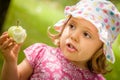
68, 17, 98, 33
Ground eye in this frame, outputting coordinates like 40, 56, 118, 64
69, 24, 76, 30
83, 32, 91, 38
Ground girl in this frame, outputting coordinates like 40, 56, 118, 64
0, 0, 120, 80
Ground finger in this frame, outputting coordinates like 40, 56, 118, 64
0, 33, 9, 45
2, 32, 8, 35
12, 43, 22, 55
0, 32, 8, 37
0, 41, 15, 54
0, 32, 7, 36
1, 38, 14, 49
8, 43, 16, 50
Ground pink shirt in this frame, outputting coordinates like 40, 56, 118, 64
24, 43, 105, 80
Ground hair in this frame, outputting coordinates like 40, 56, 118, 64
48, 15, 111, 74
87, 46, 111, 74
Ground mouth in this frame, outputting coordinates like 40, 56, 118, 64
66, 43, 78, 52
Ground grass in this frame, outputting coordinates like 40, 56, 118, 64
0, 0, 120, 80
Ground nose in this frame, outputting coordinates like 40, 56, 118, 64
70, 30, 79, 42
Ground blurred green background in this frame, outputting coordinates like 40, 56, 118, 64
0, 0, 120, 80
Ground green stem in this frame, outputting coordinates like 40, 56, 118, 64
16, 20, 19, 27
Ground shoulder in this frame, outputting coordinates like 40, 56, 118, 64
24, 43, 57, 67
24, 43, 58, 57
24, 43, 55, 53
24, 43, 48, 50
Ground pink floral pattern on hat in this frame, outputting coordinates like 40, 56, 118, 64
54, 0, 120, 63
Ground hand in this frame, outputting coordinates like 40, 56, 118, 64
0, 32, 22, 62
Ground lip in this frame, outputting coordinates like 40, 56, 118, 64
66, 42, 78, 52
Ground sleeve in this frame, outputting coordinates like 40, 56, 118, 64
23, 43, 46, 68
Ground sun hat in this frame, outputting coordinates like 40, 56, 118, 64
54, 0, 120, 63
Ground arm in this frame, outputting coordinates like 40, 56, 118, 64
1, 59, 19, 80
18, 58, 33, 80
0, 32, 20, 80
0, 32, 33, 80
1, 58, 33, 80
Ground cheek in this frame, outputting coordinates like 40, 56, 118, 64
60, 28, 69, 40
85, 41, 102, 55
80, 41, 101, 56
78, 49, 95, 61
63, 28, 69, 35
59, 29, 69, 49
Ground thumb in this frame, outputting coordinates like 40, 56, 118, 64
12, 43, 22, 55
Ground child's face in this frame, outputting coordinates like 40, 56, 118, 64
60, 17, 103, 64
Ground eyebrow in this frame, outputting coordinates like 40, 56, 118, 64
70, 18, 93, 31
70, 18, 98, 37
69, 19, 78, 25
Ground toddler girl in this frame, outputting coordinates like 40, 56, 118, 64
0, 0, 120, 80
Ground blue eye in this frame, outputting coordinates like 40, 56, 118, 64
83, 32, 91, 38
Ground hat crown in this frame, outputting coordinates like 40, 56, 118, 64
65, 0, 120, 43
